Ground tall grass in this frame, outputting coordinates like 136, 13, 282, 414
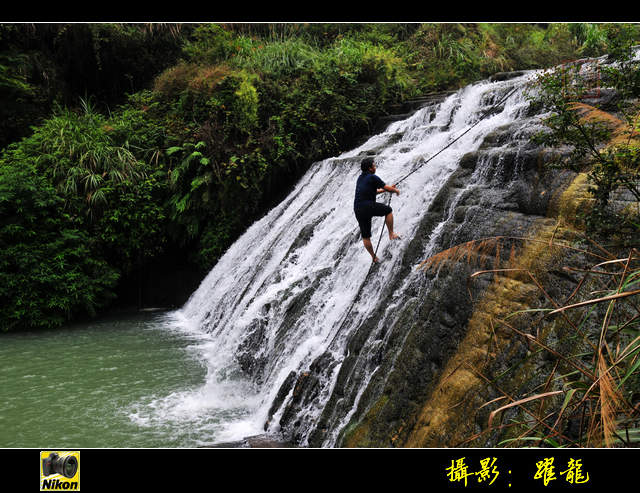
27, 102, 144, 219
229, 38, 320, 77
421, 236, 640, 447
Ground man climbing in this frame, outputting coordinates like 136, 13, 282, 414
353, 157, 401, 263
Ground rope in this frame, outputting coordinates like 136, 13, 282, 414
328, 192, 391, 349
327, 85, 520, 351
394, 86, 519, 187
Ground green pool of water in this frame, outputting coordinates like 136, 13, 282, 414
0, 310, 254, 448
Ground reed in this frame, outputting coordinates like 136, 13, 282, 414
421, 236, 640, 447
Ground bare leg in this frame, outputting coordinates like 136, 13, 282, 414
385, 213, 400, 240
362, 238, 379, 263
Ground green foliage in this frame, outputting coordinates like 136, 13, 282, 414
529, 31, 640, 239
0, 23, 184, 150
0, 53, 48, 148
166, 140, 212, 240
153, 62, 230, 101
163, 139, 270, 268
0, 55, 34, 95
107, 92, 169, 165
153, 62, 259, 137
0, 98, 169, 329
95, 168, 167, 275
181, 24, 239, 64
5, 103, 144, 220
229, 37, 320, 77
212, 69, 260, 135
603, 24, 640, 62
573, 23, 608, 57
405, 23, 620, 93
251, 36, 411, 155
0, 162, 119, 331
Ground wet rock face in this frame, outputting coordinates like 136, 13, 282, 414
372, 91, 456, 134
287, 105, 577, 447
207, 433, 293, 448
275, 352, 340, 444
235, 265, 333, 386
490, 71, 527, 82
236, 318, 269, 382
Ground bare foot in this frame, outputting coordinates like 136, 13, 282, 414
389, 232, 401, 240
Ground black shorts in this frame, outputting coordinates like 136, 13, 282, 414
354, 202, 392, 239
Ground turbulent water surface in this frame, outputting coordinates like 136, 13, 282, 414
0, 311, 217, 447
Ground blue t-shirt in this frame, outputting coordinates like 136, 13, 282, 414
354, 172, 385, 209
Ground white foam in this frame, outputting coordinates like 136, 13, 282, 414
139, 71, 539, 444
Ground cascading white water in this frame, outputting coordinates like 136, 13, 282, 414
145, 70, 540, 445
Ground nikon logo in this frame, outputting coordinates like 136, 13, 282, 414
41, 479, 78, 490
40, 451, 80, 492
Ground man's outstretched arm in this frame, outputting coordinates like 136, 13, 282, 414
377, 184, 400, 195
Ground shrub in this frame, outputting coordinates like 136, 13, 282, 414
0, 163, 119, 331
4, 104, 144, 221
153, 62, 231, 100
0, 101, 170, 326
529, 35, 640, 239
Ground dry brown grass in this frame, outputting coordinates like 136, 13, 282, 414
153, 62, 231, 99
415, 232, 640, 448
479, 246, 640, 447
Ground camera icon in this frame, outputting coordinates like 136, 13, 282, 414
42, 452, 78, 478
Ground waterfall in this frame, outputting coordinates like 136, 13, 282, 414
161, 70, 543, 446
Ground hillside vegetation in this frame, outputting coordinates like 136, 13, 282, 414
1, 22, 638, 331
